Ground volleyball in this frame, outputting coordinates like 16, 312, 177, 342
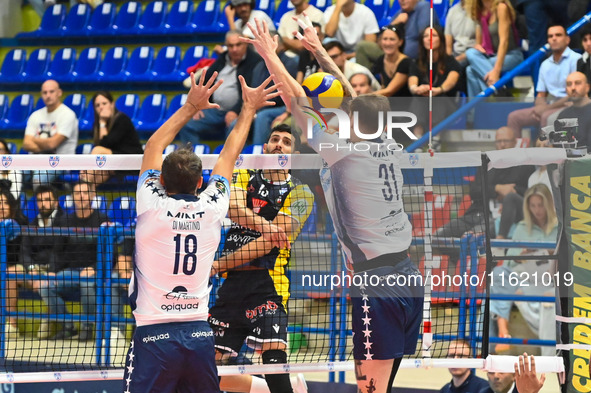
301, 72, 344, 110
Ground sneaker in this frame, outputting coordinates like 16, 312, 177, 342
78, 325, 94, 342
37, 319, 50, 339
49, 324, 77, 340
291, 373, 308, 393
5, 324, 19, 338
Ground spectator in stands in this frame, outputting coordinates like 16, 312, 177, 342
490, 183, 558, 355
481, 372, 516, 393
555, 71, 591, 152
356, 0, 438, 68
252, 35, 298, 145
323, 41, 381, 91
225, 0, 276, 39
371, 24, 412, 98
507, 25, 581, 137
323, 0, 379, 59
38, 181, 108, 341
26, 0, 79, 18
278, 0, 324, 55
2, 186, 29, 338
464, 0, 523, 97
350, 73, 375, 95
0, 139, 22, 199
296, 22, 324, 83
178, 30, 262, 144
23, 80, 78, 187
576, 24, 591, 94
408, 26, 462, 142
80, 91, 143, 185
20, 185, 65, 339
445, 0, 477, 67
439, 339, 488, 393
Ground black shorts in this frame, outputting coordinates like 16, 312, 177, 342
208, 270, 288, 356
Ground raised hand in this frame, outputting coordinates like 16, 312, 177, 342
292, 13, 323, 53
239, 74, 282, 112
241, 18, 278, 58
185, 71, 223, 114
514, 353, 546, 393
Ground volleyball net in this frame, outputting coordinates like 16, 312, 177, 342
0, 148, 577, 384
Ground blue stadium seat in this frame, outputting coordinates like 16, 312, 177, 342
79, 104, 95, 132
163, 144, 178, 155
256, 0, 275, 20
86, 2, 116, 36
35, 97, 45, 110
5, 142, 17, 155
432, 0, 449, 24
242, 144, 264, 154
108, 196, 137, 226
190, 0, 222, 33
275, 0, 295, 26
309, 0, 330, 12
18, 4, 66, 38
174, 46, 208, 82
124, 46, 154, 82
115, 94, 140, 120
165, 94, 187, 119
97, 46, 128, 82
0, 94, 34, 130
0, 49, 26, 85
138, 1, 168, 35
63, 94, 86, 119
0, 95, 8, 122
365, 0, 390, 27
61, 3, 91, 37
149, 46, 181, 82
25, 195, 38, 223
111, 1, 141, 35
76, 143, 94, 154
134, 94, 167, 133
164, 0, 194, 34
45, 47, 76, 83
213, 144, 224, 154
70, 47, 102, 83
21, 48, 51, 83
193, 144, 211, 155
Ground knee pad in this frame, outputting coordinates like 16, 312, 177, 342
262, 349, 287, 365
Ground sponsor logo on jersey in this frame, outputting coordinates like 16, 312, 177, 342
142, 332, 170, 343
215, 179, 228, 195
165, 286, 200, 301
96, 155, 107, 168
252, 198, 268, 214
191, 330, 213, 338
208, 317, 230, 329
161, 303, 200, 312
235, 154, 244, 168
167, 211, 204, 219
49, 156, 60, 168
245, 300, 278, 320
277, 154, 288, 167
409, 154, 419, 167
1, 156, 12, 168
291, 199, 308, 217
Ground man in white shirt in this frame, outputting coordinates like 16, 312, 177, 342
23, 80, 78, 186
278, 0, 324, 54
226, 0, 276, 38
323, 0, 379, 57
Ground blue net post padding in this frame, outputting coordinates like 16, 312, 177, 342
0, 220, 20, 361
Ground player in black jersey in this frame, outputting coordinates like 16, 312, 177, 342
210, 125, 314, 393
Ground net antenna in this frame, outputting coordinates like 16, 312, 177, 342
428, 0, 434, 155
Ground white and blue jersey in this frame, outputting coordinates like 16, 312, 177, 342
130, 170, 230, 327
308, 124, 412, 265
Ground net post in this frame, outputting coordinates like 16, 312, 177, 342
479, 154, 493, 358
458, 233, 471, 339
0, 221, 8, 361
328, 235, 339, 383
468, 234, 483, 353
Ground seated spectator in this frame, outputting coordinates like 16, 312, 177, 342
323, 41, 381, 91
440, 339, 488, 393
555, 71, 591, 152
480, 371, 516, 393
445, 0, 477, 67
507, 25, 581, 137
296, 22, 324, 83
349, 73, 374, 95
178, 30, 262, 144
2, 186, 28, 338
38, 181, 108, 341
323, 0, 379, 59
80, 91, 143, 185
0, 139, 22, 199
577, 24, 591, 89
490, 184, 558, 355
371, 24, 413, 98
278, 0, 324, 55
225, 0, 276, 39
23, 80, 78, 187
465, 0, 524, 97
356, 0, 438, 68
408, 26, 461, 142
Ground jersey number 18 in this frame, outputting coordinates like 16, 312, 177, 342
173, 234, 198, 275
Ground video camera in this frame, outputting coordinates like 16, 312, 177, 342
539, 118, 587, 157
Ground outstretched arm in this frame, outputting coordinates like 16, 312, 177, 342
141, 72, 222, 175
212, 75, 282, 182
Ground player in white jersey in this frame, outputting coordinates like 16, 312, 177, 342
124, 71, 283, 393
243, 18, 424, 393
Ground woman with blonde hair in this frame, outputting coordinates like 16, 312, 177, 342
490, 183, 558, 355
464, 0, 523, 96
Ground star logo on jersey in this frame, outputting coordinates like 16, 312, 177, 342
235, 154, 244, 168
252, 198, 268, 214
277, 154, 288, 167
409, 154, 419, 167
49, 156, 60, 168
96, 155, 107, 168
1, 156, 12, 168
209, 193, 219, 203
